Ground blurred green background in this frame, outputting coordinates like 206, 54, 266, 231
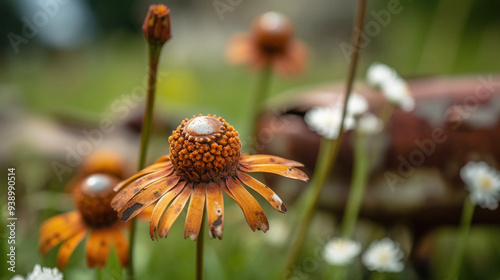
1, 0, 500, 279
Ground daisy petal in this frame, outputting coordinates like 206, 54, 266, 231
118, 174, 181, 222
205, 181, 224, 239
158, 184, 192, 238
184, 183, 206, 241
39, 212, 86, 255
240, 154, 304, 167
112, 168, 172, 208
109, 226, 129, 267
149, 182, 187, 240
236, 171, 287, 213
154, 155, 170, 163
223, 177, 269, 232
113, 162, 173, 192
239, 164, 309, 182
86, 229, 111, 268
56, 229, 87, 269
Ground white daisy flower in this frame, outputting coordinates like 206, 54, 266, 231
366, 62, 415, 112
323, 238, 361, 266
460, 161, 500, 210
346, 92, 369, 117
362, 238, 404, 273
11, 264, 64, 280
305, 105, 355, 140
366, 63, 398, 87
356, 113, 384, 135
381, 78, 415, 112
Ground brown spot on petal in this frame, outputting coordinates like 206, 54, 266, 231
121, 203, 143, 221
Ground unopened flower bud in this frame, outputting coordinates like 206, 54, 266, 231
142, 4, 171, 45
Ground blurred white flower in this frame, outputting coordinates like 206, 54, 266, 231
366, 62, 415, 112
366, 63, 398, 87
11, 264, 63, 280
323, 238, 361, 266
362, 238, 404, 273
460, 161, 500, 210
346, 92, 369, 117
305, 105, 355, 140
381, 78, 415, 112
356, 113, 384, 135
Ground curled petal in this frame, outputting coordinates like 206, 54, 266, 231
154, 155, 170, 163
184, 183, 206, 241
150, 182, 187, 240
239, 164, 309, 182
117, 174, 181, 222
157, 184, 193, 238
236, 171, 287, 213
222, 177, 269, 232
240, 154, 304, 167
113, 162, 172, 192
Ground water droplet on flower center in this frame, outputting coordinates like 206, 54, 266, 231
84, 174, 113, 193
186, 116, 220, 136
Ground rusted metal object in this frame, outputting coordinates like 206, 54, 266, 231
256, 74, 500, 234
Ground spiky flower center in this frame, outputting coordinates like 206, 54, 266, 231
74, 174, 120, 227
169, 115, 241, 182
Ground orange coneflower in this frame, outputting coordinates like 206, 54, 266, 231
40, 174, 129, 268
226, 12, 307, 76
64, 150, 127, 192
111, 114, 308, 240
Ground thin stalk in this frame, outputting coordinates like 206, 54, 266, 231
249, 63, 273, 152
282, 0, 368, 274
447, 197, 475, 280
127, 44, 162, 280
96, 268, 103, 280
340, 131, 369, 238
369, 102, 394, 171
283, 138, 338, 274
370, 271, 386, 280
196, 214, 206, 280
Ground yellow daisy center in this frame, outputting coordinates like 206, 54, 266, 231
377, 250, 391, 264
169, 115, 241, 182
480, 176, 492, 191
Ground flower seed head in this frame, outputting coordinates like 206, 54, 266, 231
74, 174, 120, 227
169, 114, 241, 182
252, 12, 293, 55
142, 4, 171, 45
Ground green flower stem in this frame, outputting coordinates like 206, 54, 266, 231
283, 138, 338, 274
96, 268, 103, 280
329, 266, 347, 280
369, 103, 393, 171
370, 271, 387, 280
249, 63, 273, 151
127, 43, 163, 280
196, 213, 206, 280
340, 131, 369, 238
447, 197, 475, 280
282, 0, 367, 274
